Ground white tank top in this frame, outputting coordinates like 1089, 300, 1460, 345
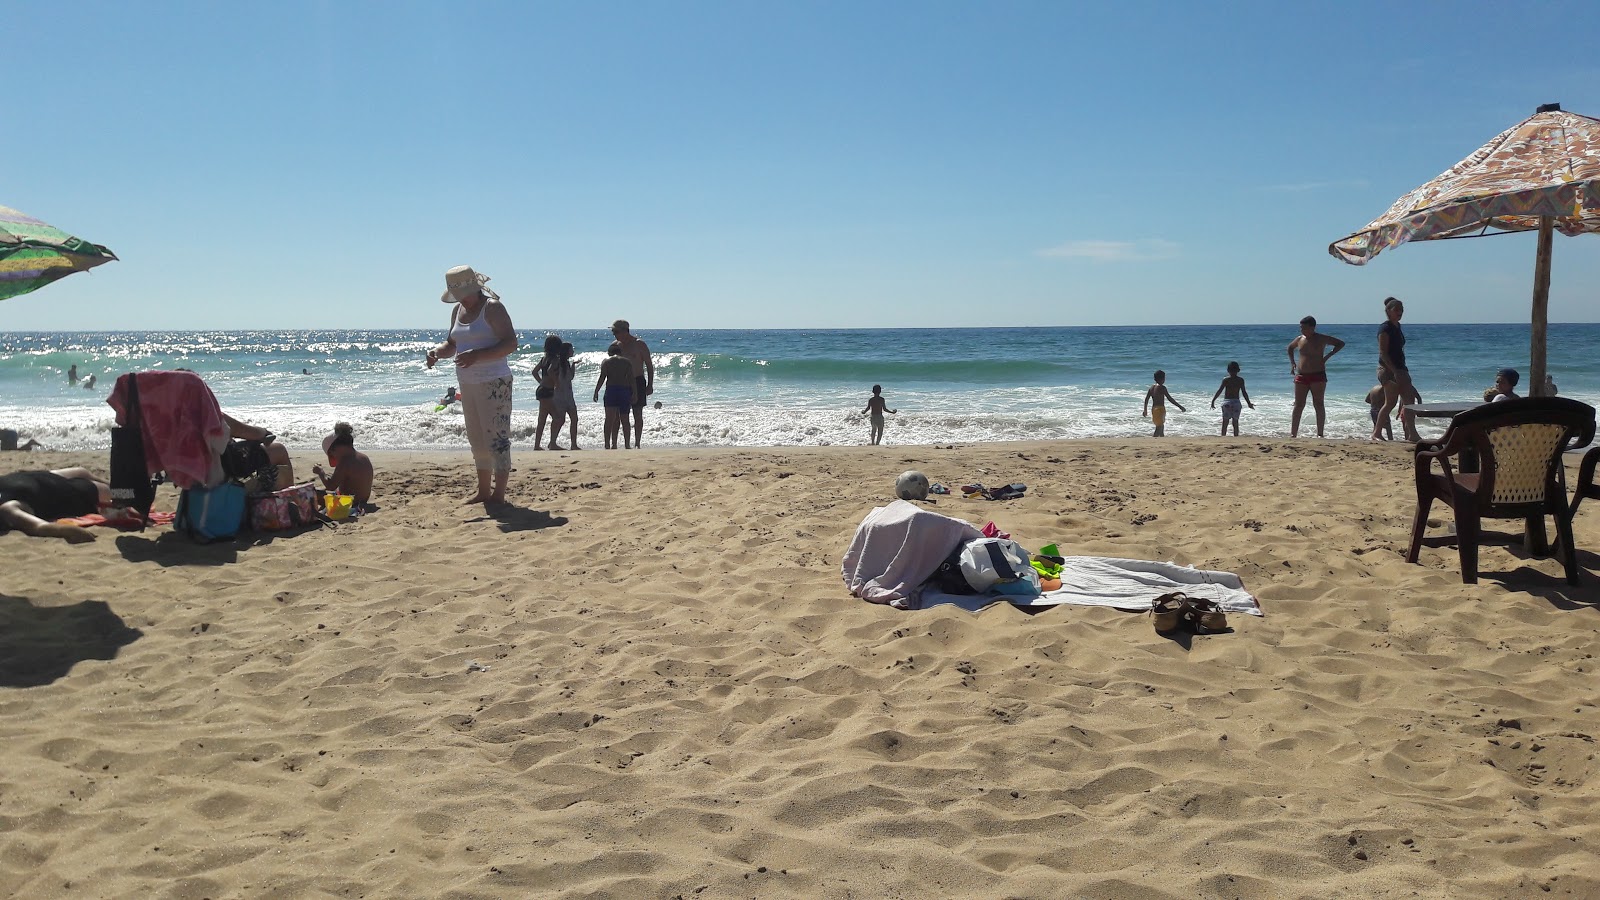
449, 305, 513, 385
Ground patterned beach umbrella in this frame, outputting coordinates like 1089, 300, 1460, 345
1329, 104, 1600, 394
0, 204, 117, 302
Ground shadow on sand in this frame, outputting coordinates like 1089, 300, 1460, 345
464, 501, 569, 534
0, 593, 143, 688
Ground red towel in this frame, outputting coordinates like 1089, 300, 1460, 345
107, 371, 229, 489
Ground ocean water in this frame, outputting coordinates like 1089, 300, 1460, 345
1, 325, 1595, 451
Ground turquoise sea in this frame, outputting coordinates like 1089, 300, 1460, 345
1, 325, 1595, 450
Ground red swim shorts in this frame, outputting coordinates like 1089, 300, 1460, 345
1294, 371, 1328, 385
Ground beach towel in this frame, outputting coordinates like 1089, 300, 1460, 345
920, 556, 1263, 615
842, 500, 983, 609
57, 510, 176, 529
107, 371, 229, 490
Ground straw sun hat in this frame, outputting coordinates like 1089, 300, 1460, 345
441, 265, 499, 303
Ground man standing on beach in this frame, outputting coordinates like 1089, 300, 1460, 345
1287, 316, 1344, 438
611, 320, 654, 447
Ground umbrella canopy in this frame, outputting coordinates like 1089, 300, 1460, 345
1328, 104, 1600, 395
0, 204, 117, 302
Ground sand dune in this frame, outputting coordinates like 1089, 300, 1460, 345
3, 439, 1599, 898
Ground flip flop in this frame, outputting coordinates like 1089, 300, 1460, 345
1151, 592, 1188, 634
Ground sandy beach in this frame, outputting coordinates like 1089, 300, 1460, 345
3, 438, 1599, 898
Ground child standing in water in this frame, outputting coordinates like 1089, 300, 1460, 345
863, 385, 897, 445
1142, 370, 1185, 437
1210, 361, 1253, 436
1365, 384, 1393, 440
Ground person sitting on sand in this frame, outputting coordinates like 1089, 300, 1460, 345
863, 385, 897, 445
0, 468, 112, 543
593, 342, 634, 450
1142, 370, 1185, 437
312, 422, 373, 508
1210, 362, 1254, 437
1365, 385, 1393, 441
0, 429, 43, 452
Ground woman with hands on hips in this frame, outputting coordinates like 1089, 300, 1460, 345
425, 265, 519, 505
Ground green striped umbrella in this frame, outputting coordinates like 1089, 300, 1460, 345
0, 204, 117, 301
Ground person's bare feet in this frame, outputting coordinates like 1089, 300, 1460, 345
36, 523, 95, 543
464, 493, 491, 504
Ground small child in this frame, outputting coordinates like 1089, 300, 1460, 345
1366, 385, 1393, 440
863, 384, 897, 446
593, 342, 635, 450
1142, 370, 1185, 437
1209, 361, 1254, 436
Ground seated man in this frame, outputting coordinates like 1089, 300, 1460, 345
221, 413, 294, 490
0, 468, 111, 543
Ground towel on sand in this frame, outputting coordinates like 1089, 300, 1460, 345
921, 556, 1262, 615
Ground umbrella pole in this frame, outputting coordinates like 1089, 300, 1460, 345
1529, 215, 1553, 396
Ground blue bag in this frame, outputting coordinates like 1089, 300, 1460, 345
176, 482, 247, 542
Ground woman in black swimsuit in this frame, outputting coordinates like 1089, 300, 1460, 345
0, 468, 109, 542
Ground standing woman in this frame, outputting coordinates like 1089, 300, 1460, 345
1372, 296, 1421, 442
425, 266, 519, 504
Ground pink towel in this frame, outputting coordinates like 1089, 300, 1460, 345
107, 371, 229, 489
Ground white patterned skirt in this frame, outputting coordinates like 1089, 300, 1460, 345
459, 376, 513, 475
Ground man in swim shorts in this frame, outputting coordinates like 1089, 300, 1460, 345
0, 468, 111, 543
1287, 315, 1345, 438
610, 320, 654, 448
594, 342, 635, 450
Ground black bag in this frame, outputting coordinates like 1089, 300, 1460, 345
928, 543, 978, 595
109, 374, 159, 527
221, 438, 274, 484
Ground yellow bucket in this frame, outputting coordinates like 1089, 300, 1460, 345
323, 493, 354, 520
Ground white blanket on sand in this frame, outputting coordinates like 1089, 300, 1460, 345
921, 556, 1263, 615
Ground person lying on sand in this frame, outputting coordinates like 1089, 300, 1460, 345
0, 468, 113, 543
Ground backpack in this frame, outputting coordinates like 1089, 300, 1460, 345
959, 538, 1041, 593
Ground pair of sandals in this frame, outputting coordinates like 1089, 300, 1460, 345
1151, 592, 1227, 635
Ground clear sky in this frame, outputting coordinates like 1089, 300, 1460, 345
6, 0, 1599, 331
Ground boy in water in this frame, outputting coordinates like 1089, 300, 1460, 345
1365, 385, 1393, 440
1209, 361, 1254, 436
863, 384, 897, 445
1142, 370, 1185, 437
593, 342, 635, 450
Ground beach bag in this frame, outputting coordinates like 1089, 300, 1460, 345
109, 373, 159, 525
959, 538, 1040, 593
929, 545, 978, 595
221, 438, 274, 484
250, 482, 319, 531
175, 482, 247, 542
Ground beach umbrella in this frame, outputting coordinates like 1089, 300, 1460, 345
1329, 103, 1600, 396
0, 204, 117, 302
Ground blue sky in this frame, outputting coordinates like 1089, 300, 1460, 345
6, 0, 1599, 330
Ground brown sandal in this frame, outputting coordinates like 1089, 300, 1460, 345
1151, 593, 1188, 634
1184, 597, 1228, 634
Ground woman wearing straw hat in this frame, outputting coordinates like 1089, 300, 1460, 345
425, 265, 519, 504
